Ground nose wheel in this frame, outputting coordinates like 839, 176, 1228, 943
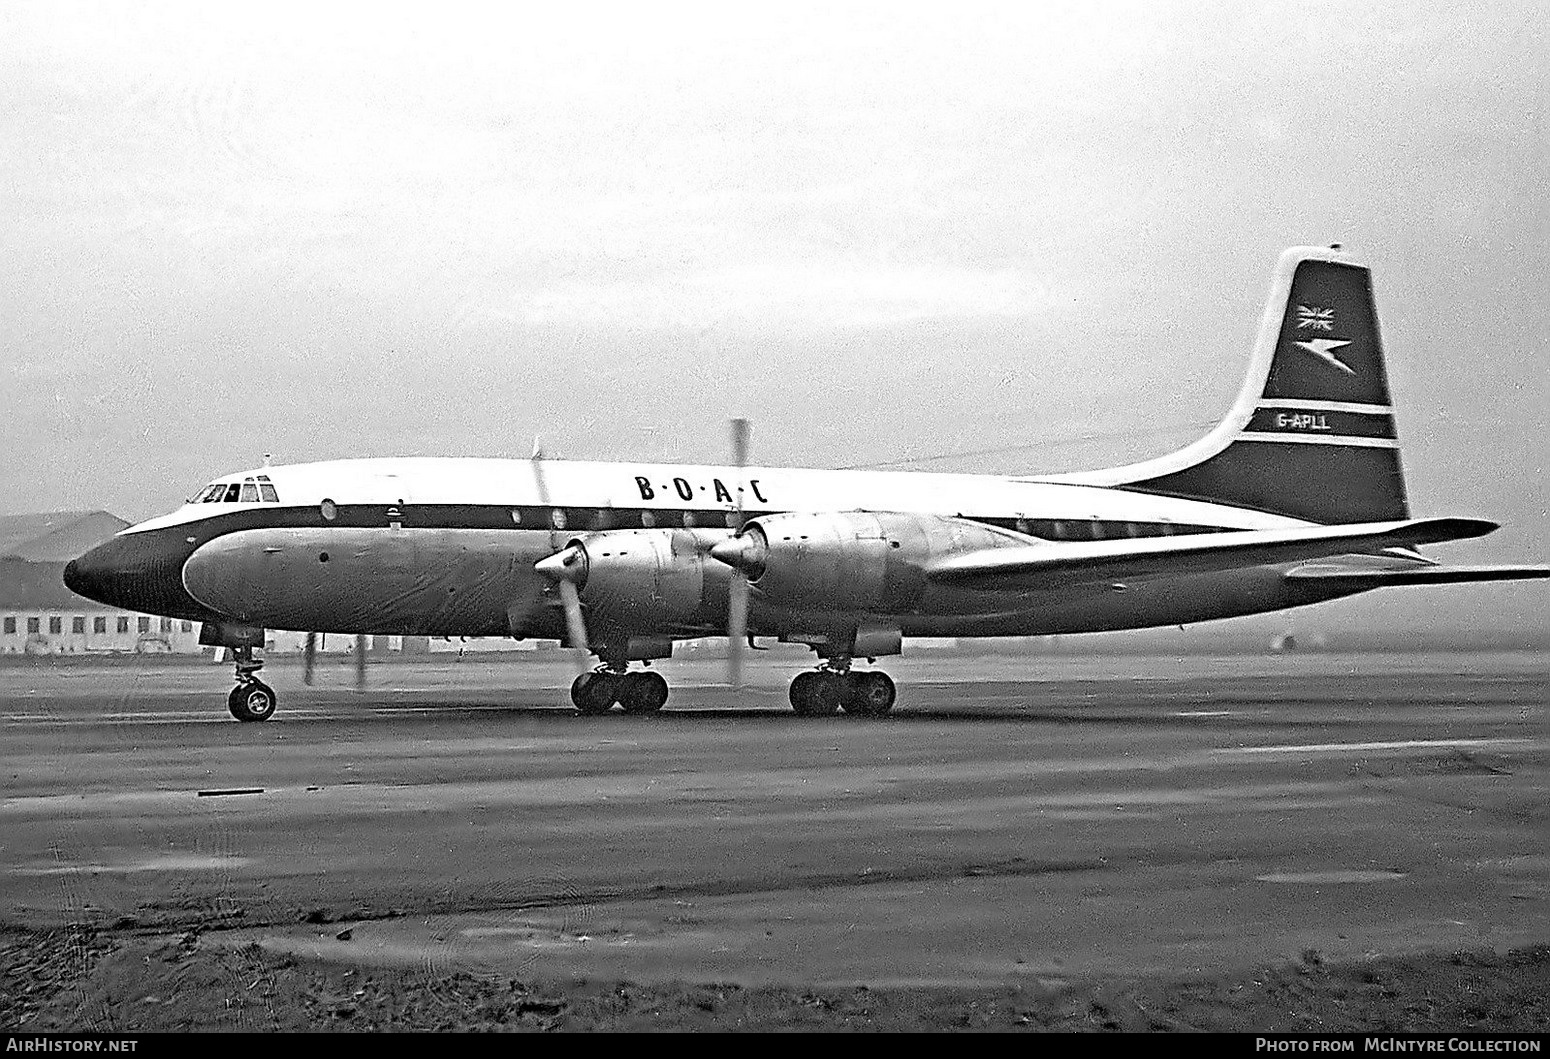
789, 668, 895, 717
227, 644, 277, 721
228, 680, 277, 722
571, 669, 670, 715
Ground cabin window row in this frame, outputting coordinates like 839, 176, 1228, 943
302, 504, 1226, 539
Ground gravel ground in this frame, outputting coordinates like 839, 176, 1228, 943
5, 926, 1548, 1032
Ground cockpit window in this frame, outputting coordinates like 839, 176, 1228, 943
191, 478, 282, 504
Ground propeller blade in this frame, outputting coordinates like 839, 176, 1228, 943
730, 417, 750, 477
726, 417, 751, 688
536, 542, 591, 674
726, 570, 747, 689
556, 578, 591, 674
531, 435, 559, 550
514, 435, 572, 650
302, 632, 317, 685
355, 633, 368, 689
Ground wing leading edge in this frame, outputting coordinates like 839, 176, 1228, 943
924, 517, 1500, 591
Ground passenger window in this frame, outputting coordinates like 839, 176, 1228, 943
259, 483, 279, 503
223, 484, 241, 502
238, 483, 259, 503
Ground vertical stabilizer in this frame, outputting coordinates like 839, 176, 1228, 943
1046, 247, 1408, 524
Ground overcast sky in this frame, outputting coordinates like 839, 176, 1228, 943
3, 1, 1546, 629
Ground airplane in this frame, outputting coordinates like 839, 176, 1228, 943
63, 246, 1549, 721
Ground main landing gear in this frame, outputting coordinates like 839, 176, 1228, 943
227, 645, 277, 722
570, 667, 670, 715
789, 664, 896, 717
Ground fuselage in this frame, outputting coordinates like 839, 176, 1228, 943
64, 455, 1362, 642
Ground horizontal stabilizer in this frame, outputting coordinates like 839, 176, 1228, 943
925, 517, 1498, 590
1284, 563, 1550, 587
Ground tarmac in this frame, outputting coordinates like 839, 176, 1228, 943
2, 650, 1546, 990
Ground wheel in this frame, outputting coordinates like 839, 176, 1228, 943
572, 671, 620, 715
842, 671, 896, 716
791, 671, 843, 716
228, 680, 277, 722
618, 672, 669, 714
790, 671, 818, 715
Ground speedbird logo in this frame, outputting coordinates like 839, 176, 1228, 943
1293, 338, 1357, 377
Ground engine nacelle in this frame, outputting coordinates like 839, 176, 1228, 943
728, 511, 1024, 611
558, 528, 713, 630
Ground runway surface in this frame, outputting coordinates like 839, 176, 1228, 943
3, 651, 1546, 989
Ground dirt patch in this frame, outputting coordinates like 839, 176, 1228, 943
4, 926, 1548, 1032
0, 927, 118, 1029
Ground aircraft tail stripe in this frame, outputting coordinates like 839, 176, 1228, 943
1234, 433, 1400, 449
1257, 399, 1392, 415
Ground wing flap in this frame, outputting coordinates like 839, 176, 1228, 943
924, 517, 1498, 590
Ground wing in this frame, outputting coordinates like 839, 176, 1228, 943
924, 517, 1499, 591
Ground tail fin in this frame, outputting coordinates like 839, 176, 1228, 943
1051, 246, 1408, 524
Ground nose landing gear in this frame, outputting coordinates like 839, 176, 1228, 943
570, 667, 670, 715
227, 645, 277, 722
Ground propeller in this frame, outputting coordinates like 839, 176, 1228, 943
526, 422, 756, 685
725, 417, 751, 689
303, 632, 317, 685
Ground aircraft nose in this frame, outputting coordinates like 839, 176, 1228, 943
64, 533, 196, 615
63, 543, 121, 607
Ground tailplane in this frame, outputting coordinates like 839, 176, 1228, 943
1049, 247, 1408, 524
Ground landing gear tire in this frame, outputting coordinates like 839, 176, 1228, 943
228, 680, 277, 722
572, 671, 621, 715
619, 672, 669, 714
790, 671, 844, 716
842, 671, 896, 717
